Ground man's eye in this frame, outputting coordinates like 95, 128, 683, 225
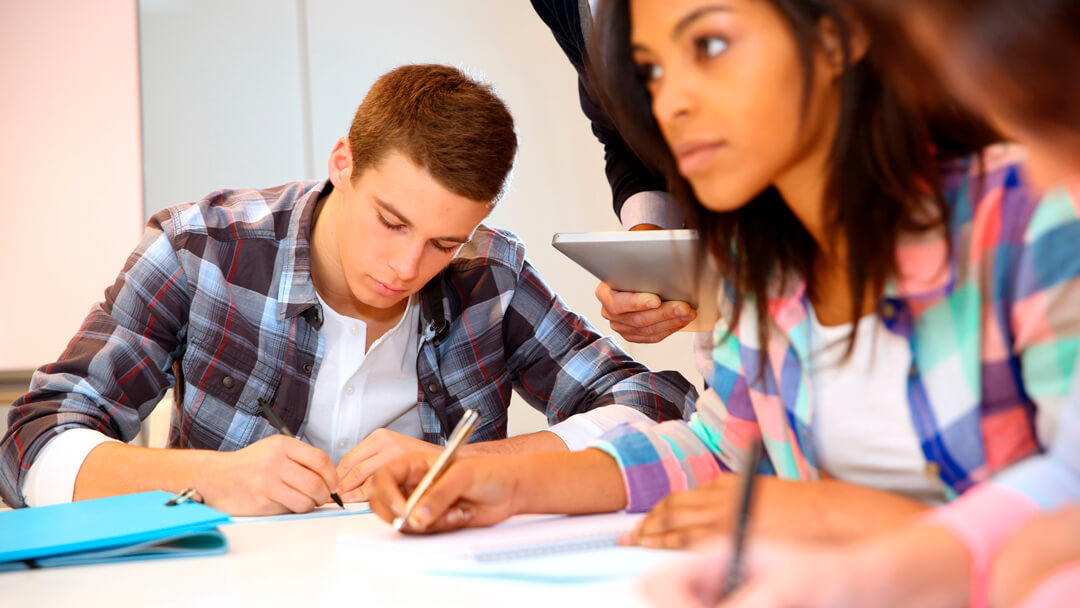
378, 214, 405, 231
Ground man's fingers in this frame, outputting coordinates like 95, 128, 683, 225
598, 283, 662, 316
279, 460, 332, 510
339, 449, 400, 498
266, 472, 319, 514
283, 438, 339, 496
337, 434, 383, 478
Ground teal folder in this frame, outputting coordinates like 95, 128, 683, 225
0, 490, 229, 571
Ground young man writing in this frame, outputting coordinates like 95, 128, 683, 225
0, 64, 696, 514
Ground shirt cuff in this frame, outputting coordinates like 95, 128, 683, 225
916, 482, 1040, 608
546, 405, 653, 451
22, 429, 120, 507
619, 191, 684, 230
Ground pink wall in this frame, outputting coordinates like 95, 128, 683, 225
0, 1, 143, 369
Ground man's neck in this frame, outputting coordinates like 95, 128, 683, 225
308, 188, 408, 327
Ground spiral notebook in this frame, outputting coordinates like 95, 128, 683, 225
0, 490, 229, 571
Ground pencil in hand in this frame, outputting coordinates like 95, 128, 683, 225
258, 397, 346, 509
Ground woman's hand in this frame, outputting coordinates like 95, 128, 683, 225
624, 475, 930, 549
622, 476, 742, 549
644, 537, 890, 608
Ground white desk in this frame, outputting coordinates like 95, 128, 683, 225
1, 510, 676, 607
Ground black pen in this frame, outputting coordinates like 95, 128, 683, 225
722, 439, 762, 597
258, 398, 345, 509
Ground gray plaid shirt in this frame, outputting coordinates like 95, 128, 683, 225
1, 180, 696, 507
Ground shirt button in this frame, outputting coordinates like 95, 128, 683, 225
880, 301, 897, 320
926, 462, 941, 478
427, 383, 440, 394
337, 440, 347, 448
303, 363, 313, 374
345, 384, 355, 395
350, 325, 359, 335
222, 376, 235, 389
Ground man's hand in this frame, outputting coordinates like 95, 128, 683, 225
369, 452, 519, 533
336, 428, 441, 502
596, 282, 696, 344
200, 435, 339, 516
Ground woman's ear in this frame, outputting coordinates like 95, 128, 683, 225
819, 14, 870, 78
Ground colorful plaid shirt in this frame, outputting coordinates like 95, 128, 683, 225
592, 145, 1080, 512
0, 179, 697, 508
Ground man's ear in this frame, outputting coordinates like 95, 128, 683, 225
328, 137, 353, 187
819, 14, 870, 79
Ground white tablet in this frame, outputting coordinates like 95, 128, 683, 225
551, 229, 719, 332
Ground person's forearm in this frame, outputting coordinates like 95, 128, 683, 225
73, 442, 220, 501
850, 526, 972, 608
509, 448, 627, 515
759, 478, 931, 543
461, 430, 569, 456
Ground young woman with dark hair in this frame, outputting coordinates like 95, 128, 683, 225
642, 1, 1080, 607
367, 0, 1080, 557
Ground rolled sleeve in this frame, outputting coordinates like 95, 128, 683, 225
22, 429, 120, 507
546, 404, 652, 451
619, 191, 685, 230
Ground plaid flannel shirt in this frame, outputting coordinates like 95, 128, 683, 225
0, 179, 697, 507
592, 145, 1080, 512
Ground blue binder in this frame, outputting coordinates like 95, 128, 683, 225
0, 490, 229, 571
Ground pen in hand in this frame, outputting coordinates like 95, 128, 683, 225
722, 439, 762, 597
258, 398, 345, 509
393, 408, 480, 532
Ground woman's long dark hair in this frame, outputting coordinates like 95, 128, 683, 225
865, 0, 1080, 138
587, 0, 998, 363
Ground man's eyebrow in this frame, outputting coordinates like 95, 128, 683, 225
375, 198, 471, 243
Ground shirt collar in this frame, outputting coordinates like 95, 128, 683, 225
276, 179, 332, 322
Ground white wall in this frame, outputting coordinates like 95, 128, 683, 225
0, 0, 144, 370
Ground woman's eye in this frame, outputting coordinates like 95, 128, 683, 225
696, 36, 728, 59
636, 62, 664, 84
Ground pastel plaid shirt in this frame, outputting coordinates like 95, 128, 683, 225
0, 179, 697, 508
592, 145, 1080, 512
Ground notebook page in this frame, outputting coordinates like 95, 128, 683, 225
339, 511, 643, 561
338, 512, 688, 584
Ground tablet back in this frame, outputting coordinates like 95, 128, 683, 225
551, 230, 719, 331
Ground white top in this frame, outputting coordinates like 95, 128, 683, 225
22, 292, 647, 505
807, 307, 947, 506
305, 291, 423, 465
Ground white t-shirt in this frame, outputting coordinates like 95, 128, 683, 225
807, 307, 947, 506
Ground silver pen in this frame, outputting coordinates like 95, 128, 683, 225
393, 409, 481, 532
